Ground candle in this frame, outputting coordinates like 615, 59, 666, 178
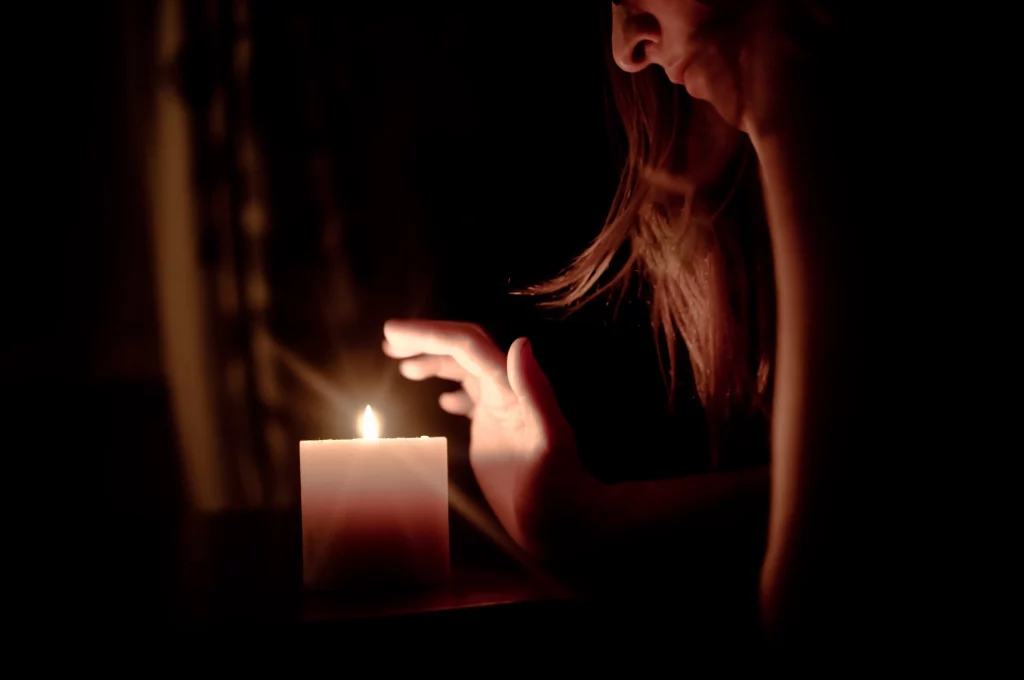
300, 406, 450, 591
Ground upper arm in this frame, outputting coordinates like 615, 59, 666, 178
753, 126, 856, 643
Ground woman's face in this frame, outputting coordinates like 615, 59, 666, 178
611, 0, 742, 126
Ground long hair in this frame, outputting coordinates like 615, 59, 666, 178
527, 13, 777, 468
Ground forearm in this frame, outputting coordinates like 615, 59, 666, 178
539, 464, 770, 568
594, 465, 770, 538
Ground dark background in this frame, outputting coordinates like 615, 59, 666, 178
6, 1, 733, 624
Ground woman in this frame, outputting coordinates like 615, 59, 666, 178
384, 0, 855, 644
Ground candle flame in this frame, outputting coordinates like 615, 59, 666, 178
359, 405, 380, 439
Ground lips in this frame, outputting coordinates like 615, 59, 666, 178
665, 56, 696, 86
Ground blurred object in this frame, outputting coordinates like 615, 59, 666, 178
150, 0, 273, 510
151, 0, 231, 511
150, 0, 314, 510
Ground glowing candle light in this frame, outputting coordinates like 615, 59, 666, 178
300, 406, 449, 591
358, 405, 380, 440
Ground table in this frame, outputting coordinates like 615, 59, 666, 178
85, 505, 764, 659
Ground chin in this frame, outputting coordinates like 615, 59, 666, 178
684, 64, 744, 131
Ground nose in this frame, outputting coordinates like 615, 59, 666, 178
610, 7, 662, 73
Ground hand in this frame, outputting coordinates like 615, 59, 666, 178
383, 320, 590, 557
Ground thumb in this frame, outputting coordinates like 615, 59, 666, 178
507, 337, 564, 440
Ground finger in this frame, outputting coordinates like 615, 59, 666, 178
399, 356, 481, 401
382, 338, 402, 358
439, 390, 475, 417
507, 337, 565, 447
384, 319, 508, 384
398, 355, 469, 382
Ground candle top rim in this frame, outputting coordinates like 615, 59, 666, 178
300, 436, 447, 443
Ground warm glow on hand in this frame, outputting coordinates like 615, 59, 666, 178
359, 405, 380, 440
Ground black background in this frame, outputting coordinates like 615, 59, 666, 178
6, 1, 732, 623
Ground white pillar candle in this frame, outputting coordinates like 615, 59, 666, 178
300, 406, 450, 590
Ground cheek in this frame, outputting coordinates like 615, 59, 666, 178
689, 49, 743, 126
